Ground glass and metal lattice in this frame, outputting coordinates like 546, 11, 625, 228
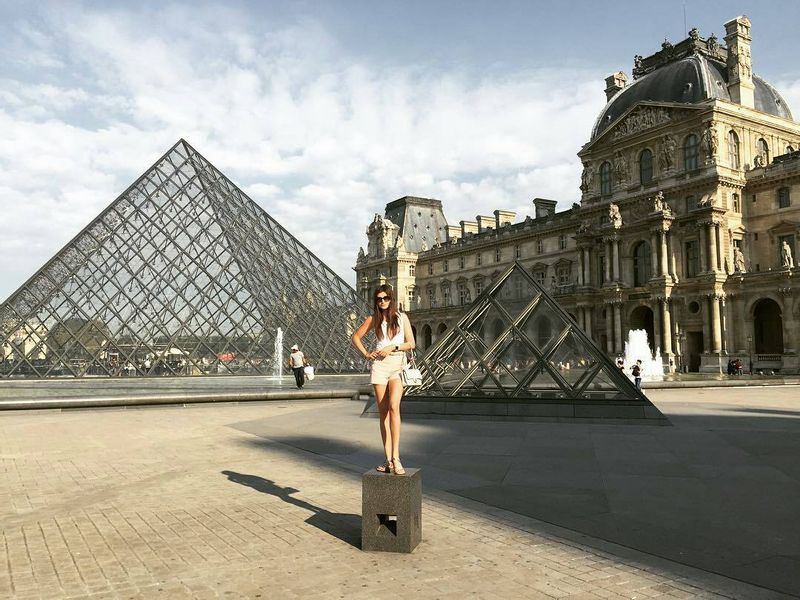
409, 262, 647, 402
0, 139, 370, 378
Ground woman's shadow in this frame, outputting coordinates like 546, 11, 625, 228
221, 470, 361, 549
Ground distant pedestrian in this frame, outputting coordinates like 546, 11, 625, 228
727, 359, 735, 376
735, 358, 743, 376
288, 344, 307, 389
631, 359, 642, 390
616, 358, 625, 374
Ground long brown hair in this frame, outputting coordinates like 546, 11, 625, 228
372, 284, 400, 340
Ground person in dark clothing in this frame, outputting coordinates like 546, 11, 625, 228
616, 358, 625, 374
631, 359, 642, 390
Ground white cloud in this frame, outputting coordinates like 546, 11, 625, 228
0, 3, 607, 302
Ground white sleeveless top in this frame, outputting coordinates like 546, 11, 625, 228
375, 313, 406, 351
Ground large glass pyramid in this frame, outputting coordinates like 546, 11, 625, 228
409, 262, 651, 403
0, 140, 370, 378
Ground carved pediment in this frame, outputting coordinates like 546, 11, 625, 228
530, 262, 549, 272
767, 220, 800, 237
588, 102, 703, 150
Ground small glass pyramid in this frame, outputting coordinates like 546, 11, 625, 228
0, 140, 370, 378
409, 262, 649, 402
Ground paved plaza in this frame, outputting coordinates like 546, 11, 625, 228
1, 386, 799, 599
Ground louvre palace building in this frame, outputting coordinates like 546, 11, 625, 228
355, 16, 800, 374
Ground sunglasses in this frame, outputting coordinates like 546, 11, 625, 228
376, 296, 391, 303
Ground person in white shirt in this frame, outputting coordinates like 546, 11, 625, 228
351, 285, 416, 475
288, 344, 307, 388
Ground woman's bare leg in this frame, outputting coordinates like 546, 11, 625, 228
373, 383, 392, 461
386, 378, 404, 460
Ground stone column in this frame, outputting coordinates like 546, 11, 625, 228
653, 301, 662, 351
605, 305, 613, 353
699, 224, 708, 272
583, 248, 591, 285
669, 232, 678, 281
707, 222, 718, 273
715, 223, 723, 271
612, 239, 621, 282
650, 231, 660, 277
701, 298, 711, 352
614, 303, 623, 354
604, 241, 612, 283
711, 294, 722, 353
660, 231, 669, 278
585, 306, 593, 340
720, 296, 728, 353
661, 299, 673, 354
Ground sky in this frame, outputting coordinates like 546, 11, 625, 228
2, 0, 800, 301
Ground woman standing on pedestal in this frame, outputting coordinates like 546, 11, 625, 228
352, 285, 416, 475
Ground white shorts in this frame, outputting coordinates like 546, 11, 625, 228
370, 352, 405, 385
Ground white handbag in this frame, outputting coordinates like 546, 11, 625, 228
303, 365, 315, 381
399, 352, 422, 387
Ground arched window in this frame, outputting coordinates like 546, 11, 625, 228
727, 130, 740, 169
633, 241, 652, 286
683, 134, 699, 171
599, 161, 612, 195
639, 149, 653, 184
757, 138, 770, 165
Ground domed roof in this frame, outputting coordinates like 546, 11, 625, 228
591, 53, 793, 140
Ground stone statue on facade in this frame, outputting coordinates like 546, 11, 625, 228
612, 152, 628, 185
357, 246, 366, 263
653, 191, 665, 212
659, 134, 676, 172
697, 194, 714, 207
608, 203, 623, 229
394, 235, 405, 251
580, 162, 594, 193
702, 123, 718, 161
781, 240, 795, 268
734, 247, 746, 273
707, 33, 719, 56
753, 151, 766, 168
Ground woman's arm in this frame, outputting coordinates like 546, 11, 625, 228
351, 316, 375, 359
399, 313, 416, 352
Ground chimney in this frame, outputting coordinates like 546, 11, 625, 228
533, 198, 557, 219
604, 71, 627, 101
493, 210, 516, 229
460, 220, 479, 237
724, 16, 754, 108
476, 215, 495, 232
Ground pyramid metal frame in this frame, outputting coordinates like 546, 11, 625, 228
408, 261, 650, 403
0, 139, 371, 378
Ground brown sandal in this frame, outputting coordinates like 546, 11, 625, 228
376, 460, 392, 473
392, 458, 406, 475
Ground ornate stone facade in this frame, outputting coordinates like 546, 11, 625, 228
355, 17, 800, 373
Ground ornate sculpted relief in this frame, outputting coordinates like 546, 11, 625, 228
702, 122, 718, 162
580, 161, 594, 193
612, 107, 672, 140
608, 203, 623, 229
612, 152, 629, 185
659, 134, 676, 172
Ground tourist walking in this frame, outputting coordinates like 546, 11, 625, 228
351, 285, 416, 476
616, 358, 625, 374
288, 344, 307, 389
631, 359, 643, 390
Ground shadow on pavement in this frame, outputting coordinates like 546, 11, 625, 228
221, 470, 361, 549
230, 403, 800, 597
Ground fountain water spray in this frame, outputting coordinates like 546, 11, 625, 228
623, 329, 664, 382
273, 327, 283, 378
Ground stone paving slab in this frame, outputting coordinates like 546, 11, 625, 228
0, 400, 787, 599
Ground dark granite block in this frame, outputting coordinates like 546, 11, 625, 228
362, 468, 422, 553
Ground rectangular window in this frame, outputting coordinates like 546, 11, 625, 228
732, 193, 741, 213
558, 235, 567, 250
474, 279, 483, 297
685, 195, 697, 212
443, 260, 448, 273
427, 263, 433, 275
778, 187, 791, 209
685, 240, 700, 278
443, 286, 452, 306
495, 247, 502, 262
476, 253, 482, 266
536, 239, 543, 254
457, 283, 469, 306
459, 256, 465, 269
514, 245, 522, 259
532, 270, 545, 285
557, 265, 570, 286
427, 288, 436, 308
514, 276, 524, 298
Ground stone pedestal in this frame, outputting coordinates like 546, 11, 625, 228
362, 468, 422, 553
699, 353, 726, 373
